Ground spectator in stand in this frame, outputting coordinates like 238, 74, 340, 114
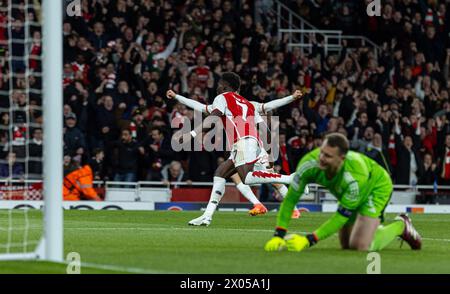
417, 152, 438, 204
421, 152, 437, 185
114, 80, 138, 120
89, 22, 109, 51
437, 133, 450, 185
352, 112, 371, 137
314, 104, 330, 136
141, 127, 174, 181
64, 112, 87, 160
420, 117, 438, 156
0, 152, 23, 179
28, 128, 43, 179
126, 108, 149, 143
88, 148, 105, 181
363, 132, 392, 175
63, 154, 75, 176
94, 95, 118, 149
0, 132, 8, 160
394, 116, 424, 185
189, 55, 210, 89
187, 131, 217, 182
351, 126, 375, 153
275, 132, 294, 175
111, 129, 143, 183
162, 160, 191, 186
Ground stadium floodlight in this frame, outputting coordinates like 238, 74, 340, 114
0, 0, 63, 262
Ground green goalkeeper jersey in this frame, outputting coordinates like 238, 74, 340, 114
277, 148, 393, 238
293, 148, 390, 208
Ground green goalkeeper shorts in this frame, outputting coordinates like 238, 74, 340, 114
345, 167, 393, 225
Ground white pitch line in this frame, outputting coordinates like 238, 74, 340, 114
66, 226, 280, 233
79, 261, 174, 274
66, 227, 450, 243
422, 237, 450, 242
51, 260, 173, 274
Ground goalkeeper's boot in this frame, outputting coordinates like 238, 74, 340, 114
291, 208, 301, 219
249, 203, 268, 216
188, 214, 212, 226
395, 213, 422, 250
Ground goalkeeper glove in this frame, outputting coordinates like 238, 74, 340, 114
264, 236, 286, 251
285, 233, 318, 252
264, 227, 288, 252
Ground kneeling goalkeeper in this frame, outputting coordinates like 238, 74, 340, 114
265, 133, 422, 252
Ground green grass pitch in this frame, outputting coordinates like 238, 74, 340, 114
0, 210, 449, 274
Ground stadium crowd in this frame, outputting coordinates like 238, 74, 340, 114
1, 0, 450, 200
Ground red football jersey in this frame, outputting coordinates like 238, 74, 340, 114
211, 92, 260, 145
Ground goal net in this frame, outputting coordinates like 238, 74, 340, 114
0, 0, 62, 262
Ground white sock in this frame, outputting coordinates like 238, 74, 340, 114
204, 176, 226, 217
236, 182, 261, 205
275, 184, 288, 198
274, 184, 299, 211
244, 171, 293, 185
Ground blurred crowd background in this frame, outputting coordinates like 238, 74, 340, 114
1, 0, 450, 202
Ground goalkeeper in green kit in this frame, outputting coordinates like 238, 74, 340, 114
265, 133, 422, 252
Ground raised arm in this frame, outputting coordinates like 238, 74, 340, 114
153, 36, 177, 61
260, 90, 303, 113
166, 90, 210, 113
171, 93, 225, 144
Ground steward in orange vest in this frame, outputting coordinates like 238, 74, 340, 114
63, 165, 101, 201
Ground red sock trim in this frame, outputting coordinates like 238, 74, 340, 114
252, 171, 282, 178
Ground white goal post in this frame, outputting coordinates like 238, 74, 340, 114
0, 0, 63, 262
41, 0, 63, 262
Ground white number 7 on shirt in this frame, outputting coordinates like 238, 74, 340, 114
235, 100, 248, 121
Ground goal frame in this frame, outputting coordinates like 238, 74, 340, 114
0, 0, 63, 262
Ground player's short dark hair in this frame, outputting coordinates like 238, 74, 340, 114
221, 72, 241, 91
324, 133, 349, 155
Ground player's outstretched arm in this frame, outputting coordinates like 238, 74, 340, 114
286, 183, 357, 251
313, 209, 351, 242
180, 94, 225, 143
284, 194, 356, 251
261, 90, 303, 113
166, 90, 209, 113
